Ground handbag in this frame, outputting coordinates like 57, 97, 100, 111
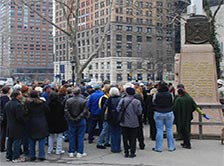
117, 98, 134, 123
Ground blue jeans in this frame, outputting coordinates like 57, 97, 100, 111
97, 121, 110, 145
6, 137, 22, 160
48, 133, 63, 154
154, 111, 175, 151
68, 119, 86, 154
29, 138, 46, 159
110, 125, 121, 152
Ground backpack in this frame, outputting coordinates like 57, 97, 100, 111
106, 97, 125, 125
106, 97, 118, 125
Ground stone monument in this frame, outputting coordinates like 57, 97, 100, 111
175, 0, 223, 136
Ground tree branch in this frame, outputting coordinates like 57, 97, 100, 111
212, 0, 224, 22
79, 0, 113, 73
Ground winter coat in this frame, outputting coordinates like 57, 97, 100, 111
87, 90, 104, 115
104, 95, 122, 126
26, 97, 49, 140
64, 95, 89, 122
46, 93, 67, 133
4, 98, 26, 139
117, 95, 142, 128
152, 86, 173, 113
173, 94, 198, 134
0, 95, 10, 125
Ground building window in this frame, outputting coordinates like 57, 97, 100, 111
107, 35, 110, 41
126, 26, 133, 31
116, 16, 123, 22
127, 35, 132, 41
127, 73, 132, 81
100, 73, 104, 81
116, 34, 122, 41
116, 43, 122, 49
106, 73, 110, 80
116, 25, 122, 30
117, 62, 122, 69
137, 73, 142, 80
115, 7, 123, 14
127, 62, 132, 69
117, 73, 122, 81
107, 62, 110, 69
126, 8, 133, 15
137, 43, 142, 50
146, 36, 152, 42
137, 36, 142, 42
127, 52, 132, 57
101, 62, 104, 69
137, 27, 143, 32
126, 17, 133, 23
95, 73, 98, 79
96, 63, 98, 69
147, 27, 152, 33
127, 43, 132, 50
137, 18, 143, 24
116, 51, 122, 57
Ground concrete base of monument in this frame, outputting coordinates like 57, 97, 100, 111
176, 44, 224, 136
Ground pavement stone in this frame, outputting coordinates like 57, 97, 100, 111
0, 125, 223, 166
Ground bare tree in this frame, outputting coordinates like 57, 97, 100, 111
12, 0, 113, 84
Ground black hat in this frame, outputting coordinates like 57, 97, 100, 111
177, 84, 185, 89
125, 87, 135, 95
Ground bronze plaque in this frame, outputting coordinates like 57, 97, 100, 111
185, 16, 210, 44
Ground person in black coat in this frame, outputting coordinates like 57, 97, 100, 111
46, 91, 67, 155
4, 90, 26, 162
26, 90, 49, 161
0, 85, 11, 152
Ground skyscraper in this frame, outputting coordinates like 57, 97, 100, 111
54, 0, 176, 84
0, 0, 53, 81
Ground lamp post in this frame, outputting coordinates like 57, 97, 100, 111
70, 60, 75, 86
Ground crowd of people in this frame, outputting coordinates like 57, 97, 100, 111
0, 79, 213, 162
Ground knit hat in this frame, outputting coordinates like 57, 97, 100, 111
125, 87, 135, 95
94, 84, 101, 90
43, 84, 52, 91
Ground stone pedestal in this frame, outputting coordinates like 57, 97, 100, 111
175, 44, 223, 136
179, 44, 218, 104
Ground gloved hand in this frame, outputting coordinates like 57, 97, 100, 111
202, 114, 210, 120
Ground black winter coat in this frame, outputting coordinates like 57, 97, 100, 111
46, 93, 67, 133
4, 98, 26, 139
104, 96, 122, 126
26, 98, 49, 140
0, 95, 10, 125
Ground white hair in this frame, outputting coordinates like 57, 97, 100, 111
34, 86, 43, 93
123, 82, 134, 90
109, 87, 120, 96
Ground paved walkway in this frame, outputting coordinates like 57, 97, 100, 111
0, 126, 223, 166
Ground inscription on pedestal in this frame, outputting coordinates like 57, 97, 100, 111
179, 45, 219, 104
182, 61, 213, 98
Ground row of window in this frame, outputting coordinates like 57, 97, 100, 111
117, 0, 153, 9
92, 61, 153, 70
91, 73, 143, 82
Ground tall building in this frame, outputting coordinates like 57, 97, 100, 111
0, 0, 53, 81
54, 0, 176, 84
